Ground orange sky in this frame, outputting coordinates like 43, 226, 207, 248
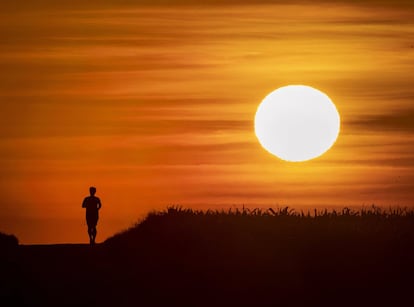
1, 1, 413, 243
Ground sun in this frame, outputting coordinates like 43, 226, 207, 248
254, 85, 340, 162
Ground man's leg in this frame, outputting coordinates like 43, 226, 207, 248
88, 226, 94, 245
91, 227, 97, 244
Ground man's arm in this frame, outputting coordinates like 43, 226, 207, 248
97, 198, 102, 210
82, 197, 87, 208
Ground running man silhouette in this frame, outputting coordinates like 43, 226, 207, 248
82, 186, 102, 245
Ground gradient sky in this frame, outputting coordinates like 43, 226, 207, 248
1, 0, 413, 243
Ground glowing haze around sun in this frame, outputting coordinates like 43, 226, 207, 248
254, 85, 340, 162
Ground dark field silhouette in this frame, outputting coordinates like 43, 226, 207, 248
1, 206, 414, 306
0, 232, 18, 248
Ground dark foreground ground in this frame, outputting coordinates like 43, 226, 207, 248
1, 207, 414, 307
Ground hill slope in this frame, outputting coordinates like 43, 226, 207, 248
102, 207, 414, 305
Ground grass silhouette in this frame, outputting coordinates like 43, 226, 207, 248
2, 206, 414, 306
106, 205, 414, 253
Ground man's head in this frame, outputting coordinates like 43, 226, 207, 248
89, 186, 97, 196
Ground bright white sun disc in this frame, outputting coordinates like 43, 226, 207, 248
254, 85, 340, 162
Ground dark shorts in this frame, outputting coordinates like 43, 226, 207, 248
86, 212, 99, 227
